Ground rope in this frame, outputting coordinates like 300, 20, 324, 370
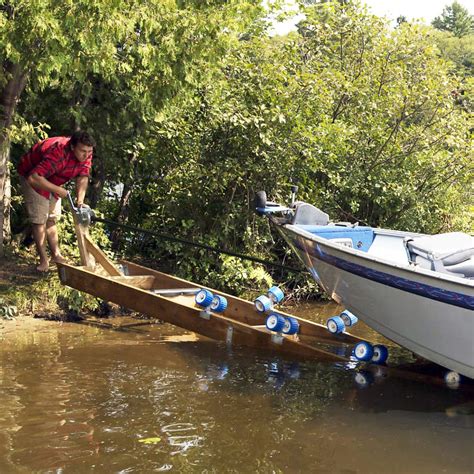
93, 216, 304, 274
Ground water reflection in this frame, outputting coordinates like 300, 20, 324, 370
0, 318, 472, 473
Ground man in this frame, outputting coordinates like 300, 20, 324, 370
17, 131, 95, 272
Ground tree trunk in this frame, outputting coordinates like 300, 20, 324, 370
0, 140, 11, 257
0, 61, 28, 256
89, 154, 105, 209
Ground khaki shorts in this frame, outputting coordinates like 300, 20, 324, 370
20, 176, 61, 225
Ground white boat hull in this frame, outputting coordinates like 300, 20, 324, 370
279, 225, 474, 379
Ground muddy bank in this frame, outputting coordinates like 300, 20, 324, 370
0, 315, 58, 339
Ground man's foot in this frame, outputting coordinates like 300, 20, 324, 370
51, 254, 68, 265
36, 261, 49, 272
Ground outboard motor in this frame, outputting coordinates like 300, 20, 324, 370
254, 190, 291, 217
254, 191, 268, 214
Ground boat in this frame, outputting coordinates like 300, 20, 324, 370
255, 191, 474, 379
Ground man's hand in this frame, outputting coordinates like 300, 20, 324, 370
57, 187, 68, 199
77, 202, 90, 209
28, 174, 69, 199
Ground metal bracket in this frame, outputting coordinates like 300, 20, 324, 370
118, 264, 130, 276
67, 192, 96, 227
271, 333, 284, 345
199, 309, 211, 320
226, 326, 234, 346
77, 207, 96, 226
153, 288, 200, 296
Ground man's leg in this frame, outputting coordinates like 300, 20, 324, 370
32, 223, 49, 272
46, 218, 66, 263
20, 176, 50, 272
46, 197, 66, 264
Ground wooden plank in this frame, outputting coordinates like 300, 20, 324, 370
109, 275, 155, 289
121, 260, 364, 345
72, 214, 95, 269
84, 234, 122, 276
57, 263, 347, 362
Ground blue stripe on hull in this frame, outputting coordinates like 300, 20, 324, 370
294, 236, 474, 311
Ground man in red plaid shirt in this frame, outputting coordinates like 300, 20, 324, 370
17, 131, 95, 272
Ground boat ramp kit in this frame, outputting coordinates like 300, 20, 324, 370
56, 192, 472, 390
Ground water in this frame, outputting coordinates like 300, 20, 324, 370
0, 303, 473, 473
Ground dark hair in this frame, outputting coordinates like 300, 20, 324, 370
70, 130, 96, 148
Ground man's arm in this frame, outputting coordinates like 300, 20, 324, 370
76, 176, 89, 206
27, 173, 68, 198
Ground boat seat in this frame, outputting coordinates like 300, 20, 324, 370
406, 232, 474, 278
291, 202, 329, 226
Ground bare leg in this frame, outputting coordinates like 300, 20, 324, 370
32, 223, 49, 272
46, 219, 66, 264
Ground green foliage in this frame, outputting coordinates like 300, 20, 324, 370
12, 271, 100, 317
433, 30, 474, 78
87, 0, 472, 294
432, 1, 474, 37
217, 256, 273, 297
289, 3, 472, 232
0, 297, 17, 320
4, 0, 473, 300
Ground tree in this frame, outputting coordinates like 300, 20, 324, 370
289, 1, 472, 231
1, 0, 263, 255
0, 0, 142, 255
432, 1, 474, 37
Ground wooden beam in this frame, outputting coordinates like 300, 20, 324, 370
109, 275, 155, 289
84, 234, 121, 276
71, 213, 95, 269
58, 263, 347, 362
121, 260, 364, 344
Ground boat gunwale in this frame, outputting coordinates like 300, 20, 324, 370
282, 223, 474, 289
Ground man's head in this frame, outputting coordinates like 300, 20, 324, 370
70, 131, 96, 162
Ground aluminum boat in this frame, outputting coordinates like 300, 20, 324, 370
257, 193, 474, 379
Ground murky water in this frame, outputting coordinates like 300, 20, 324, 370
0, 303, 473, 473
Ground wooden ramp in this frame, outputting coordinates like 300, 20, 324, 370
57, 206, 365, 363
58, 260, 364, 363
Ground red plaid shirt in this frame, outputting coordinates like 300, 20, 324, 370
18, 136, 92, 199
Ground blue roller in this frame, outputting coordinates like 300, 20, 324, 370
266, 313, 286, 332
326, 316, 345, 334
353, 341, 374, 361
195, 289, 214, 307
254, 295, 272, 313
267, 286, 284, 304
210, 295, 227, 313
282, 317, 299, 335
340, 310, 358, 327
371, 344, 389, 364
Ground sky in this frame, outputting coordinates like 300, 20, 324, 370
362, 0, 474, 23
270, 0, 474, 36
